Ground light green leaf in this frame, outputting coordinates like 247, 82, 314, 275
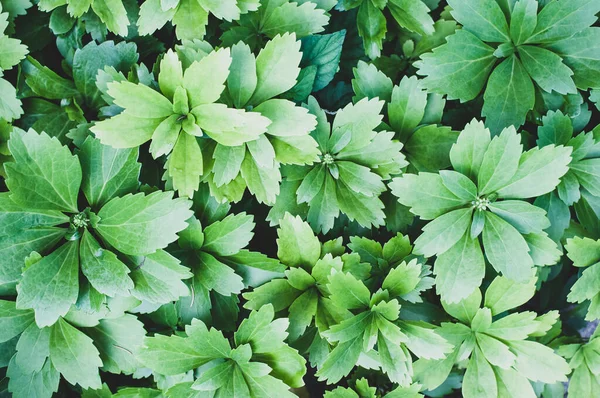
240, 150, 281, 204
328, 271, 370, 310
277, 213, 320, 268
96, 191, 192, 255
482, 212, 533, 283
79, 137, 140, 208
447, 0, 510, 42
183, 48, 231, 107
496, 144, 572, 199
449, 119, 491, 181
510, 0, 537, 45
6, 129, 81, 212
80, 230, 133, 297
416, 30, 496, 102
525, 0, 600, 43
519, 45, 576, 95
487, 200, 549, 234
509, 340, 570, 383
90, 0, 129, 36
484, 275, 535, 315
107, 81, 173, 118
49, 317, 103, 389
390, 173, 466, 220
356, 0, 386, 59
168, 132, 203, 198
227, 42, 257, 109
138, 319, 230, 375
351, 60, 393, 102
414, 208, 473, 257
388, 76, 428, 141
202, 212, 254, 256
16, 241, 79, 327
250, 33, 302, 106
435, 232, 485, 303
477, 126, 522, 195
254, 99, 317, 137
482, 54, 534, 133
91, 114, 162, 148
0, 300, 33, 343
387, 0, 435, 37
462, 347, 497, 398
261, 1, 328, 40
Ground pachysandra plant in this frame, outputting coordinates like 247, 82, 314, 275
559, 327, 600, 396
565, 236, 600, 320
351, 61, 455, 172
534, 110, 600, 240
316, 258, 452, 385
270, 96, 407, 233
415, 276, 570, 398
390, 119, 571, 303
170, 188, 285, 329
335, 0, 436, 59
91, 46, 271, 199
1, 295, 146, 396
1, 130, 193, 325
138, 304, 306, 396
220, 0, 330, 49
416, 0, 600, 132
138, 0, 258, 40
206, 33, 319, 204
0, 3, 27, 122
324, 377, 422, 398
37, 0, 129, 36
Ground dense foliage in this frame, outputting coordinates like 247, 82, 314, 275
1, 0, 600, 397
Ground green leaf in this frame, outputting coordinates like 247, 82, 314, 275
79, 137, 140, 208
183, 48, 231, 108
414, 208, 473, 258
482, 212, 533, 283
91, 114, 163, 148
227, 42, 257, 109
14, 322, 50, 373
301, 30, 346, 92
72, 41, 138, 109
22, 57, 79, 100
261, 1, 328, 40
80, 229, 133, 297
525, 0, 600, 44
202, 213, 254, 256
518, 45, 576, 95
49, 317, 103, 389
390, 173, 467, 220
382, 260, 422, 298
86, 314, 146, 375
447, 0, 510, 42
16, 241, 79, 327
7, 356, 60, 398
158, 49, 183, 102
0, 35, 27, 70
508, 340, 570, 383
462, 347, 497, 398
138, 319, 230, 375
356, 0, 386, 59
388, 76, 428, 141
509, 0, 537, 45
249, 33, 302, 106
328, 271, 370, 310
107, 81, 173, 119
316, 337, 362, 383
487, 200, 549, 234
167, 132, 203, 199
90, 0, 129, 36
441, 288, 481, 324
496, 144, 572, 199
6, 129, 81, 212
477, 126, 522, 195
416, 30, 496, 102
548, 27, 600, 91
276, 213, 320, 269
482, 54, 534, 133
96, 191, 192, 255
449, 119, 491, 181
434, 232, 485, 303
351, 60, 393, 102
484, 275, 535, 315
440, 170, 478, 201
387, 0, 435, 37
0, 300, 33, 343
566, 236, 600, 267
196, 252, 244, 296
254, 99, 317, 138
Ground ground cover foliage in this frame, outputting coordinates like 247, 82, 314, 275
2, 0, 600, 396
